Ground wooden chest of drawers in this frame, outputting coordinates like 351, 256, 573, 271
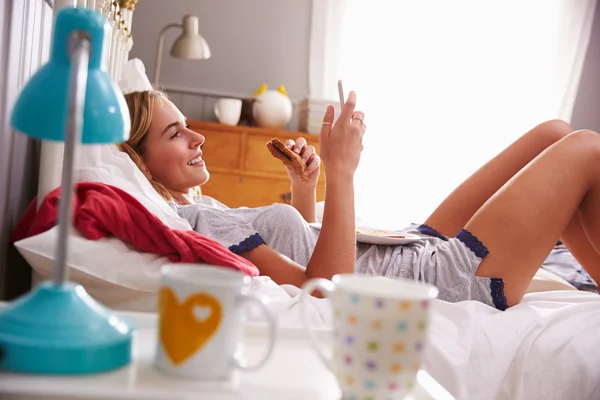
188, 121, 325, 208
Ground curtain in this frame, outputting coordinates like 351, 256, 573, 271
308, 0, 349, 101
310, 0, 597, 229
0, 0, 52, 300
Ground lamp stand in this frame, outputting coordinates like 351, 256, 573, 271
153, 23, 179, 85
54, 31, 87, 285
0, 32, 134, 375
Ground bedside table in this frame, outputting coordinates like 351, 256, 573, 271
188, 121, 326, 208
0, 309, 456, 400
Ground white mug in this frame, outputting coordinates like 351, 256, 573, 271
214, 98, 242, 126
155, 264, 277, 380
301, 275, 438, 400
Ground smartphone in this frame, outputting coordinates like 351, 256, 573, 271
337, 79, 345, 109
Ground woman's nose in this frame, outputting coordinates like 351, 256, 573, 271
189, 131, 205, 149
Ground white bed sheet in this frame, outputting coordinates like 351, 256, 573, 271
252, 277, 600, 400
16, 199, 597, 399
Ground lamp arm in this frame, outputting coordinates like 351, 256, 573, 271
53, 32, 90, 285
153, 23, 181, 85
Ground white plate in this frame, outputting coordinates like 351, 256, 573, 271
309, 223, 423, 245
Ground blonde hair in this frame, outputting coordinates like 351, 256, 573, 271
118, 90, 201, 203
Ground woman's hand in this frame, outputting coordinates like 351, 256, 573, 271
284, 137, 321, 187
319, 91, 366, 178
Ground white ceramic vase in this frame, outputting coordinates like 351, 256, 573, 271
252, 88, 293, 130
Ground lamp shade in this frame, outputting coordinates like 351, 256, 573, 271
170, 15, 211, 60
10, 7, 130, 144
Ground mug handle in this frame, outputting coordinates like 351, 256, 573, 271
300, 278, 336, 373
232, 293, 277, 371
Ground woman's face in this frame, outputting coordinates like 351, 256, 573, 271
142, 99, 209, 194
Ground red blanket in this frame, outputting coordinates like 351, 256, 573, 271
12, 182, 259, 277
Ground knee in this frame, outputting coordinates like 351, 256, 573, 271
562, 129, 600, 155
540, 119, 572, 131
568, 128, 600, 141
530, 119, 573, 144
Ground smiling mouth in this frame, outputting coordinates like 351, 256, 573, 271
187, 155, 203, 166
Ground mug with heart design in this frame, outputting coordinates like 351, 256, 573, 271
301, 275, 439, 400
155, 264, 277, 380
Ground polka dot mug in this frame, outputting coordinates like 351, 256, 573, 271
301, 275, 438, 400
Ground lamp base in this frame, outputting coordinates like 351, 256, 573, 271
0, 281, 135, 375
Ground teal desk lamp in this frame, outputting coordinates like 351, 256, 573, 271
0, 8, 135, 374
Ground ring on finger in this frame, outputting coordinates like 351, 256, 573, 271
350, 117, 364, 125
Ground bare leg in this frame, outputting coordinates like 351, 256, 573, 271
424, 119, 600, 279
424, 119, 573, 235
560, 214, 600, 280
467, 130, 600, 306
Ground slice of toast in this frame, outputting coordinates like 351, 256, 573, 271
266, 138, 308, 182
356, 228, 405, 238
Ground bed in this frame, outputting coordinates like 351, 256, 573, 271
7, 1, 600, 399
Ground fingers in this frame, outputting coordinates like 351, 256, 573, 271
293, 137, 308, 154
284, 138, 318, 179
320, 105, 335, 137
301, 145, 315, 163
352, 111, 365, 121
351, 110, 366, 131
306, 153, 320, 175
338, 91, 356, 123
284, 139, 295, 150
285, 137, 310, 156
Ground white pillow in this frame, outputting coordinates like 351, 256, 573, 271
118, 58, 153, 94
526, 268, 576, 293
21, 149, 234, 312
16, 227, 163, 311
75, 142, 191, 232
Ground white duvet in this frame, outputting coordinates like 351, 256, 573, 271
250, 277, 600, 400
16, 224, 600, 399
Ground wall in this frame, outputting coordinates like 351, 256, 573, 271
571, 2, 600, 131
129, 1, 600, 132
129, 0, 312, 128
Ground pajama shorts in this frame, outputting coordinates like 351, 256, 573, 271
409, 224, 508, 311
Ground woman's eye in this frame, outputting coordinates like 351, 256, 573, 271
185, 124, 191, 129
170, 131, 181, 139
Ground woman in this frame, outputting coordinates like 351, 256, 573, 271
119, 89, 600, 311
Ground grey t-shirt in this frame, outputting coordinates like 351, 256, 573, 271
170, 196, 423, 279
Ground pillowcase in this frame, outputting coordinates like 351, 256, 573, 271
15, 226, 164, 311
75, 144, 191, 231
526, 268, 576, 293
118, 58, 153, 94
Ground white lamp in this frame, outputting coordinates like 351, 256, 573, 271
153, 14, 211, 84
